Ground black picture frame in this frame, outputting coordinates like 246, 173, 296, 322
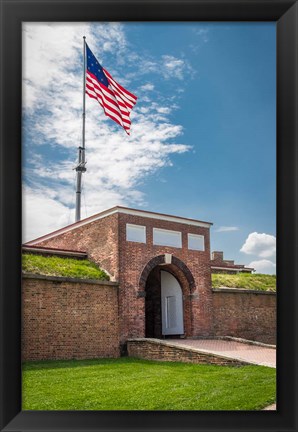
0, 0, 297, 431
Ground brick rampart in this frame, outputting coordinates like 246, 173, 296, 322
127, 339, 248, 366
22, 274, 120, 361
28, 210, 275, 347
212, 288, 276, 344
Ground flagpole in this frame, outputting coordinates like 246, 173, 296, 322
75, 36, 87, 222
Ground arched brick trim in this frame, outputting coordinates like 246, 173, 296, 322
139, 254, 196, 293
171, 256, 196, 291
139, 255, 165, 291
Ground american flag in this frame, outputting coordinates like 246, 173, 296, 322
85, 43, 137, 135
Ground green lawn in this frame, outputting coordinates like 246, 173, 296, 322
22, 358, 276, 410
212, 273, 276, 292
22, 253, 109, 281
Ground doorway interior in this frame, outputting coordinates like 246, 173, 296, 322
145, 267, 184, 338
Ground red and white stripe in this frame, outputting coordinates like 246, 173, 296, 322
86, 69, 137, 135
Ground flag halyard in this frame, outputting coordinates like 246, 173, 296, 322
85, 43, 137, 135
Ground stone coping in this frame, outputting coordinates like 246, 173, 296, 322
184, 335, 276, 349
23, 245, 87, 258
127, 338, 256, 366
215, 336, 276, 349
212, 287, 276, 295
22, 272, 119, 286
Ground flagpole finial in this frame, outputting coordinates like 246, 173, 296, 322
83, 35, 86, 40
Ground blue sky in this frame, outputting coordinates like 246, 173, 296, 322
22, 22, 276, 273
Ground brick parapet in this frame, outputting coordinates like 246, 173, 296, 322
210, 251, 253, 273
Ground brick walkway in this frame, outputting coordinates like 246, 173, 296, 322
169, 339, 276, 368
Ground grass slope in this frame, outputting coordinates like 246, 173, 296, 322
22, 358, 276, 411
212, 273, 276, 292
22, 253, 109, 281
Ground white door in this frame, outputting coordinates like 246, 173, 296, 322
161, 271, 184, 335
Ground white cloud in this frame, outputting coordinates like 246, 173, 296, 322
22, 187, 72, 242
140, 83, 155, 91
248, 259, 276, 275
240, 232, 276, 258
189, 27, 210, 53
156, 107, 171, 114
162, 55, 185, 79
22, 181, 144, 243
215, 226, 239, 232
193, 28, 209, 43
161, 55, 194, 80
135, 102, 176, 119
125, 53, 194, 83
23, 22, 127, 111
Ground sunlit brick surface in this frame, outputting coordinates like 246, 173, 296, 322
22, 275, 120, 361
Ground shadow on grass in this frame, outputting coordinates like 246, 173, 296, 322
22, 356, 269, 373
22, 357, 138, 371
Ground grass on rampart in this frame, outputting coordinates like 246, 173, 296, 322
212, 273, 276, 292
22, 357, 276, 411
22, 253, 109, 281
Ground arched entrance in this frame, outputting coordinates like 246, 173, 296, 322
140, 255, 195, 339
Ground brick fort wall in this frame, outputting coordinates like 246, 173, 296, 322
212, 288, 276, 344
30, 210, 276, 348
22, 274, 120, 361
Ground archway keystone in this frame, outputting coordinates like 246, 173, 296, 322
138, 254, 196, 296
139, 254, 195, 294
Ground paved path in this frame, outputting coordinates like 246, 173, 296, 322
263, 403, 276, 410
169, 339, 276, 368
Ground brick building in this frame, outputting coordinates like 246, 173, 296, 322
211, 251, 254, 274
24, 206, 276, 360
25, 206, 214, 350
